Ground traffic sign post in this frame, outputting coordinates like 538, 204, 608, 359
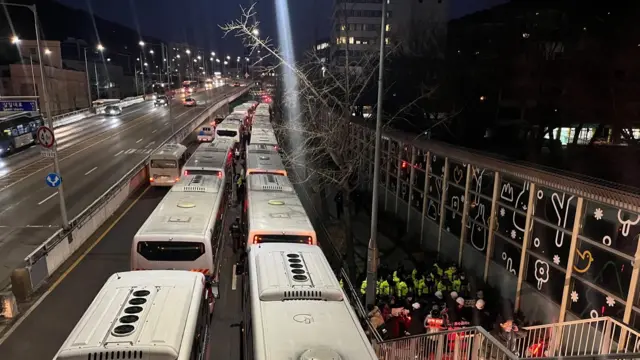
45, 173, 62, 188
36, 126, 55, 149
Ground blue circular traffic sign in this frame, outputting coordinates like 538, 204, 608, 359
45, 173, 62, 188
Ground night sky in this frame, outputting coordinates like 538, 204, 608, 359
57, 0, 505, 58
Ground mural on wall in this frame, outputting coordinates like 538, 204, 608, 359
496, 177, 530, 245
466, 192, 492, 254
492, 237, 521, 277
529, 187, 576, 269
470, 167, 495, 200
426, 175, 443, 223
582, 202, 640, 257
569, 278, 625, 321
571, 243, 632, 302
525, 253, 565, 304
444, 162, 466, 235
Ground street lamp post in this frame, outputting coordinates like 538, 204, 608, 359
366, 0, 388, 307
95, 44, 105, 99
5, 3, 68, 228
139, 41, 146, 96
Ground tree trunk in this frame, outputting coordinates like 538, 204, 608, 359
318, 184, 329, 221
343, 193, 357, 284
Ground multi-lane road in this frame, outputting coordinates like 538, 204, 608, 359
0, 85, 241, 287
0, 121, 243, 360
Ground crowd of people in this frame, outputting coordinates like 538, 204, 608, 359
347, 260, 508, 341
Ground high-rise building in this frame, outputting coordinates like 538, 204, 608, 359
330, 0, 449, 65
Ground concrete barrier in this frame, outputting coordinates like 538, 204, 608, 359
51, 95, 146, 128
14, 86, 251, 300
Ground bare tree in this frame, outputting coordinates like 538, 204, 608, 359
222, 4, 448, 280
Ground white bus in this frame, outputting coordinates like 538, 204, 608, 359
183, 145, 230, 178
226, 110, 248, 124
246, 146, 286, 176
215, 121, 242, 145
148, 143, 188, 187
53, 270, 211, 360
249, 128, 278, 148
132, 175, 227, 279
240, 243, 378, 360
197, 125, 215, 142
244, 174, 316, 248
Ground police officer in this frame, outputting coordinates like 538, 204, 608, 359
452, 274, 462, 293
395, 275, 409, 300
378, 276, 390, 297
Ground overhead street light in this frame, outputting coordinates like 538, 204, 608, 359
144, 62, 148, 66
177, 54, 181, 59
97, 44, 105, 51
226, 55, 230, 60
11, 35, 20, 44
44, 48, 51, 55
224, 61, 228, 65
107, 58, 111, 62
193, 59, 197, 63
139, 40, 145, 46
197, 55, 201, 60
216, 59, 220, 63
211, 51, 215, 56
210, 57, 214, 61
149, 49, 154, 54
185, 49, 191, 55
252, 28, 259, 36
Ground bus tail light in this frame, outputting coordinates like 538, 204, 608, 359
184, 170, 189, 176
307, 237, 313, 245
149, 177, 154, 182
175, 177, 180, 182
217, 172, 222, 178
253, 236, 260, 244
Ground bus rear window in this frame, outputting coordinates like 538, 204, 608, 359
217, 130, 237, 137
253, 235, 313, 245
137, 241, 204, 261
150, 159, 177, 168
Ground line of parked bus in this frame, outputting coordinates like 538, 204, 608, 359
52, 101, 377, 360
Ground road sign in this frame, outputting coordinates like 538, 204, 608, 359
45, 173, 61, 188
40, 149, 55, 158
245, 73, 250, 79
0, 100, 37, 112
37, 126, 55, 149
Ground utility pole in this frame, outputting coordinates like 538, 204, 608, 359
83, 48, 92, 106
365, 0, 387, 307
163, 43, 174, 137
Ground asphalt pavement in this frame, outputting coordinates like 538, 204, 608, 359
0, 85, 240, 288
0, 130, 244, 359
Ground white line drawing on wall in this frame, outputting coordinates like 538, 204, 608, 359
500, 183, 514, 203
427, 177, 443, 221
502, 252, 517, 275
471, 167, 485, 204
451, 196, 460, 219
470, 203, 487, 251
534, 259, 550, 291
453, 166, 464, 184
550, 192, 575, 248
513, 182, 531, 233
602, 236, 612, 246
617, 210, 640, 237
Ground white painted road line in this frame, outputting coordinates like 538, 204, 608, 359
231, 264, 238, 291
136, 138, 143, 143
152, 129, 157, 134
84, 166, 98, 176
37, 192, 57, 205
145, 141, 156, 148
114, 150, 124, 156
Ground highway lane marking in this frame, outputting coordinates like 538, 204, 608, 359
136, 138, 143, 144
145, 141, 156, 149
0, 186, 150, 347
114, 150, 124, 156
37, 192, 57, 205
0, 91, 235, 193
152, 129, 157, 134
84, 167, 98, 176
232, 264, 238, 291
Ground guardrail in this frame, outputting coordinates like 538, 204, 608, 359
514, 316, 640, 358
12, 86, 251, 300
50, 95, 147, 128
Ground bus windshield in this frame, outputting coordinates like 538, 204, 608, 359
150, 159, 178, 168
137, 241, 205, 261
217, 130, 237, 137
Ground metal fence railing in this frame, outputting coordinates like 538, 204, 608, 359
374, 326, 519, 360
513, 316, 640, 358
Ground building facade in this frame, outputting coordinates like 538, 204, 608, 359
0, 40, 89, 115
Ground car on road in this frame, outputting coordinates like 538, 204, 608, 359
154, 95, 169, 107
232, 82, 240, 87
105, 105, 122, 116
183, 97, 197, 107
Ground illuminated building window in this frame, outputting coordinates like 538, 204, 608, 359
349, 37, 354, 44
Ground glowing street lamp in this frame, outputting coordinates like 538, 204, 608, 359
185, 49, 191, 55
226, 55, 230, 60
176, 54, 181, 59
97, 44, 105, 52
210, 57, 214, 61
44, 48, 51, 55
193, 59, 197, 63
138, 40, 145, 47
216, 59, 220, 63
252, 28, 259, 36
224, 61, 228, 65
197, 55, 201, 60
144, 62, 148, 66
149, 49, 154, 54
10, 35, 20, 44
211, 51, 215, 56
